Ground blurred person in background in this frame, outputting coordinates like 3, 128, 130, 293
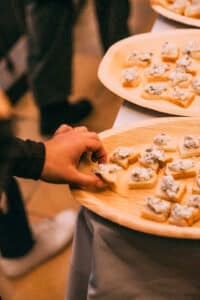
24, 0, 130, 135
0, 97, 106, 278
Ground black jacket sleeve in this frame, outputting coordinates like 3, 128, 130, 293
12, 138, 45, 180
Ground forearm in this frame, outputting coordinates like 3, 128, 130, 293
12, 138, 45, 180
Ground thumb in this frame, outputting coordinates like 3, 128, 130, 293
72, 170, 106, 188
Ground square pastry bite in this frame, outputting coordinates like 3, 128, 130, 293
165, 159, 196, 179
176, 55, 198, 75
145, 63, 170, 82
183, 40, 200, 61
185, 194, 200, 209
153, 133, 177, 152
168, 203, 200, 226
128, 167, 157, 189
141, 195, 171, 222
125, 51, 153, 68
168, 69, 192, 88
109, 146, 139, 169
165, 87, 195, 108
93, 163, 121, 191
192, 171, 200, 194
151, 0, 169, 7
179, 135, 200, 158
161, 41, 180, 62
141, 83, 168, 100
156, 175, 186, 202
192, 76, 200, 95
121, 67, 140, 88
139, 146, 172, 171
168, 0, 189, 15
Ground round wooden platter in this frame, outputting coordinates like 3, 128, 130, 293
73, 117, 200, 239
98, 29, 200, 117
152, 4, 200, 28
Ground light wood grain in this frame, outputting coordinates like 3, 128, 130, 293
152, 4, 200, 28
98, 29, 200, 117
73, 117, 200, 239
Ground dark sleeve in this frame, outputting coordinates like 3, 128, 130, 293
12, 138, 45, 180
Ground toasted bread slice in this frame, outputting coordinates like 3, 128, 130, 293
165, 87, 195, 108
165, 159, 196, 179
185, 194, 200, 209
128, 167, 157, 189
141, 196, 171, 222
168, 1, 188, 15
121, 67, 141, 88
168, 203, 200, 226
93, 163, 121, 191
184, 4, 200, 19
141, 83, 168, 100
153, 133, 177, 152
179, 135, 200, 158
146, 63, 170, 82
156, 175, 186, 202
183, 40, 200, 61
192, 173, 200, 194
161, 41, 180, 62
109, 147, 139, 169
176, 55, 198, 75
192, 76, 200, 95
168, 69, 192, 88
125, 51, 153, 68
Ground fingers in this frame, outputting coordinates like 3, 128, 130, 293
71, 170, 106, 188
74, 126, 88, 132
84, 138, 107, 163
54, 124, 72, 136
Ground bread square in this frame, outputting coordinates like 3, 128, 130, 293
168, 69, 192, 88
183, 40, 200, 61
179, 135, 200, 158
128, 167, 157, 189
125, 51, 153, 68
121, 67, 140, 88
165, 159, 196, 179
146, 63, 170, 82
176, 55, 198, 75
141, 83, 169, 100
192, 76, 200, 95
93, 163, 121, 192
165, 87, 195, 108
185, 194, 200, 209
156, 175, 186, 202
161, 41, 180, 62
139, 146, 172, 171
168, 1, 188, 15
153, 133, 177, 152
109, 146, 139, 169
168, 203, 200, 226
141, 196, 171, 222
184, 5, 200, 19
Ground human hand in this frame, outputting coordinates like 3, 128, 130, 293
41, 124, 107, 188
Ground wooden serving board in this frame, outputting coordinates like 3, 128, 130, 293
73, 117, 200, 239
98, 29, 200, 117
152, 4, 200, 28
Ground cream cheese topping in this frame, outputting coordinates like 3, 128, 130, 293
192, 76, 200, 92
171, 203, 195, 219
146, 196, 171, 214
187, 195, 200, 208
153, 133, 170, 146
161, 175, 180, 198
147, 63, 170, 76
168, 70, 190, 84
144, 83, 168, 95
127, 51, 153, 64
171, 87, 190, 101
161, 41, 178, 56
93, 163, 121, 175
183, 40, 200, 55
142, 146, 165, 164
130, 167, 154, 182
168, 159, 194, 172
122, 67, 139, 82
111, 147, 135, 159
183, 135, 200, 149
176, 55, 192, 68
